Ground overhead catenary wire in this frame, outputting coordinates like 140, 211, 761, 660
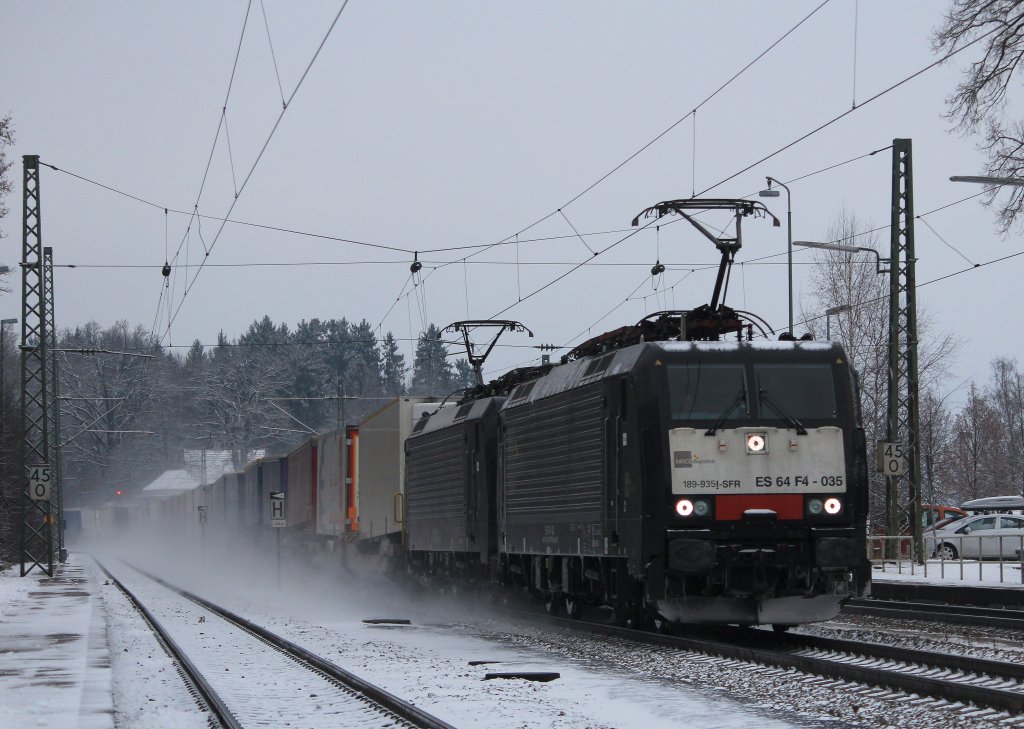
553, 0, 834, 215
259, 0, 287, 109
37, 136, 893, 261
161, 0, 352, 343
407, 0, 837, 289
919, 218, 977, 267
41, 140, 893, 276
480, 140, 894, 325
797, 246, 1024, 333
851, 0, 859, 109
33, 5, 1003, 367
695, 20, 1005, 197
35, 161, 674, 256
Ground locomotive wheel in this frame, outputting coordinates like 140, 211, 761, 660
623, 605, 648, 630
563, 595, 583, 620
544, 592, 562, 616
651, 615, 675, 634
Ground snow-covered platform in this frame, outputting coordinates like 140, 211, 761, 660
0, 556, 114, 729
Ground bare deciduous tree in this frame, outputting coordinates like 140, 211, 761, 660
189, 344, 291, 468
59, 322, 169, 501
950, 382, 1007, 500
0, 113, 14, 294
933, 0, 1024, 231
800, 210, 959, 524
985, 356, 1024, 493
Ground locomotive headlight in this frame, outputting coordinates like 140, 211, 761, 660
675, 499, 694, 517
824, 497, 842, 515
746, 432, 767, 454
807, 498, 824, 515
693, 499, 710, 517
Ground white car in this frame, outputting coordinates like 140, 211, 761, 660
925, 513, 1024, 560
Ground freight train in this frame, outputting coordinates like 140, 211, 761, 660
75, 197, 870, 629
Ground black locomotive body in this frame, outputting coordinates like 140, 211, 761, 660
406, 337, 870, 626
404, 396, 504, 582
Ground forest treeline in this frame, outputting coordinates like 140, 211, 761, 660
26, 317, 474, 507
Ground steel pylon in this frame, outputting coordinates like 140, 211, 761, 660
19, 155, 60, 576
884, 139, 923, 561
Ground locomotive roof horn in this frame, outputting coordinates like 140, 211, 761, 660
440, 320, 533, 387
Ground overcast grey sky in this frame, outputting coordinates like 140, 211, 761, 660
1, 2, 1020, 403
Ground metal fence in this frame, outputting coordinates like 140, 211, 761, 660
868, 534, 1024, 585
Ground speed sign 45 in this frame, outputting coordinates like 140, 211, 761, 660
27, 465, 52, 502
875, 442, 906, 477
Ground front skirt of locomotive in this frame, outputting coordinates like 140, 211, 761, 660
655, 594, 845, 625
654, 533, 866, 625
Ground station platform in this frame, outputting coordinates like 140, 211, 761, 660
0, 556, 114, 729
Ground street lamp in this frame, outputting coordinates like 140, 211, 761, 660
825, 304, 852, 340
949, 175, 1024, 187
759, 177, 793, 336
793, 240, 891, 274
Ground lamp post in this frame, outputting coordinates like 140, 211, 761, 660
824, 304, 851, 341
950, 175, 1024, 187
793, 240, 891, 274
759, 177, 793, 336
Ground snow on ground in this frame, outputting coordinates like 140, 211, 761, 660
0, 556, 113, 729
7, 535, 1024, 728
102, 558, 412, 729
97, 565, 212, 729
111, 538, 810, 729
871, 559, 1024, 587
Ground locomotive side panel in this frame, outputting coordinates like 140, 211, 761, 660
406, 426, 469, 553
405, 397, 503, 567
502, 383, 605, 556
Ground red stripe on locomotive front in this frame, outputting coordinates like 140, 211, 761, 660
715, 494, 803, 520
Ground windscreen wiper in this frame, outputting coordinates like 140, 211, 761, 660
759, 388, 807, 435
704, 389, 747, 436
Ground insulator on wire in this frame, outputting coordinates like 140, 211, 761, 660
410, 252, 422, 274
651, 261, 665, 276
162, 261, 171, 277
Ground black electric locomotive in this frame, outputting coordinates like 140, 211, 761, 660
403, 198, 871, 627
496, 332, 869, 626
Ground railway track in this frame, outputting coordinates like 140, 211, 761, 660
503, 606, 1024, 719
843, 597, 1024, 630
97, 558, 455, 729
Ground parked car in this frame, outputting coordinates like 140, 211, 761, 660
920, 504, 967, 529
925, 513, 1024, 560
961, 495, 1024, 514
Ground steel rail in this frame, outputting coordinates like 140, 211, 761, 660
130, 565, 456, 729
502, 608, 1024, 715
844, 598, 1024, 631
94, 558, 243, 729
726, 628, 1024, 683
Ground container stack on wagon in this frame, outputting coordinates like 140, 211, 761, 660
354, 397, 442, 551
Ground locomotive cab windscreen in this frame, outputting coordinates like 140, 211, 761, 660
664, 356, 849, 526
